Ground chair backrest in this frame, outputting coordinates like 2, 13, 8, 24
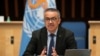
61, 21, 86, 49
64, 49, 91, 56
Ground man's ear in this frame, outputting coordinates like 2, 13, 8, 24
59, 19, 61, 24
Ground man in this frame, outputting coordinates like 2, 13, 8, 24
23, 8, 77, 56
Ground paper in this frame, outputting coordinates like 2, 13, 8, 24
0, 16, 4, 22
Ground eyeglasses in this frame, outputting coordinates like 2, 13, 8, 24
44, 17, 58, 21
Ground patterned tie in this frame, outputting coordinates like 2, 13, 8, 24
48, 34, 55, 56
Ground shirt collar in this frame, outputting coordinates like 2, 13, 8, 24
47, 28, 58, 36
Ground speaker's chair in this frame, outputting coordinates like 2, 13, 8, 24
61, 21, 86, 49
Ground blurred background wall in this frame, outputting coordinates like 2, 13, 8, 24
0, 0, 100, 21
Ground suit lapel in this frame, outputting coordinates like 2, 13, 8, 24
56, 27, 64, 50
41, 27, 48, 48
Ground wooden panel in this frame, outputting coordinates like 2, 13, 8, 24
88, 21, 100, 56
61, 0, 65, 18
72, 0, 75, 18
14, 0, 19, 17
4, 0, 9, 16
81, 0, 85, 18
0, 21, 23, 56
0, 29, 6, 56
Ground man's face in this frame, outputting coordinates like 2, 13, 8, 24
44, 11, 61, 33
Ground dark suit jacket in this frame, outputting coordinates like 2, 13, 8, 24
23, 26, 77, 56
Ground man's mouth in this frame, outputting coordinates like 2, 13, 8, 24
48, 24, 54, 27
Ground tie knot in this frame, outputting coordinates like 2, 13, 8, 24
50, 34, 55, 37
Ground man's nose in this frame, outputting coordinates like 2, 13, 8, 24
49, 20, 53, 23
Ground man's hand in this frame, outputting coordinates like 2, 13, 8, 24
40, 47, 47, 56
52, 47, 58, 56
40, 47, 58, 56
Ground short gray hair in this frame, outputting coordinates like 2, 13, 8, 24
44, 8, 61, 18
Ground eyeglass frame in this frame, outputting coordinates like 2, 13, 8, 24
44, 17, 59, 22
